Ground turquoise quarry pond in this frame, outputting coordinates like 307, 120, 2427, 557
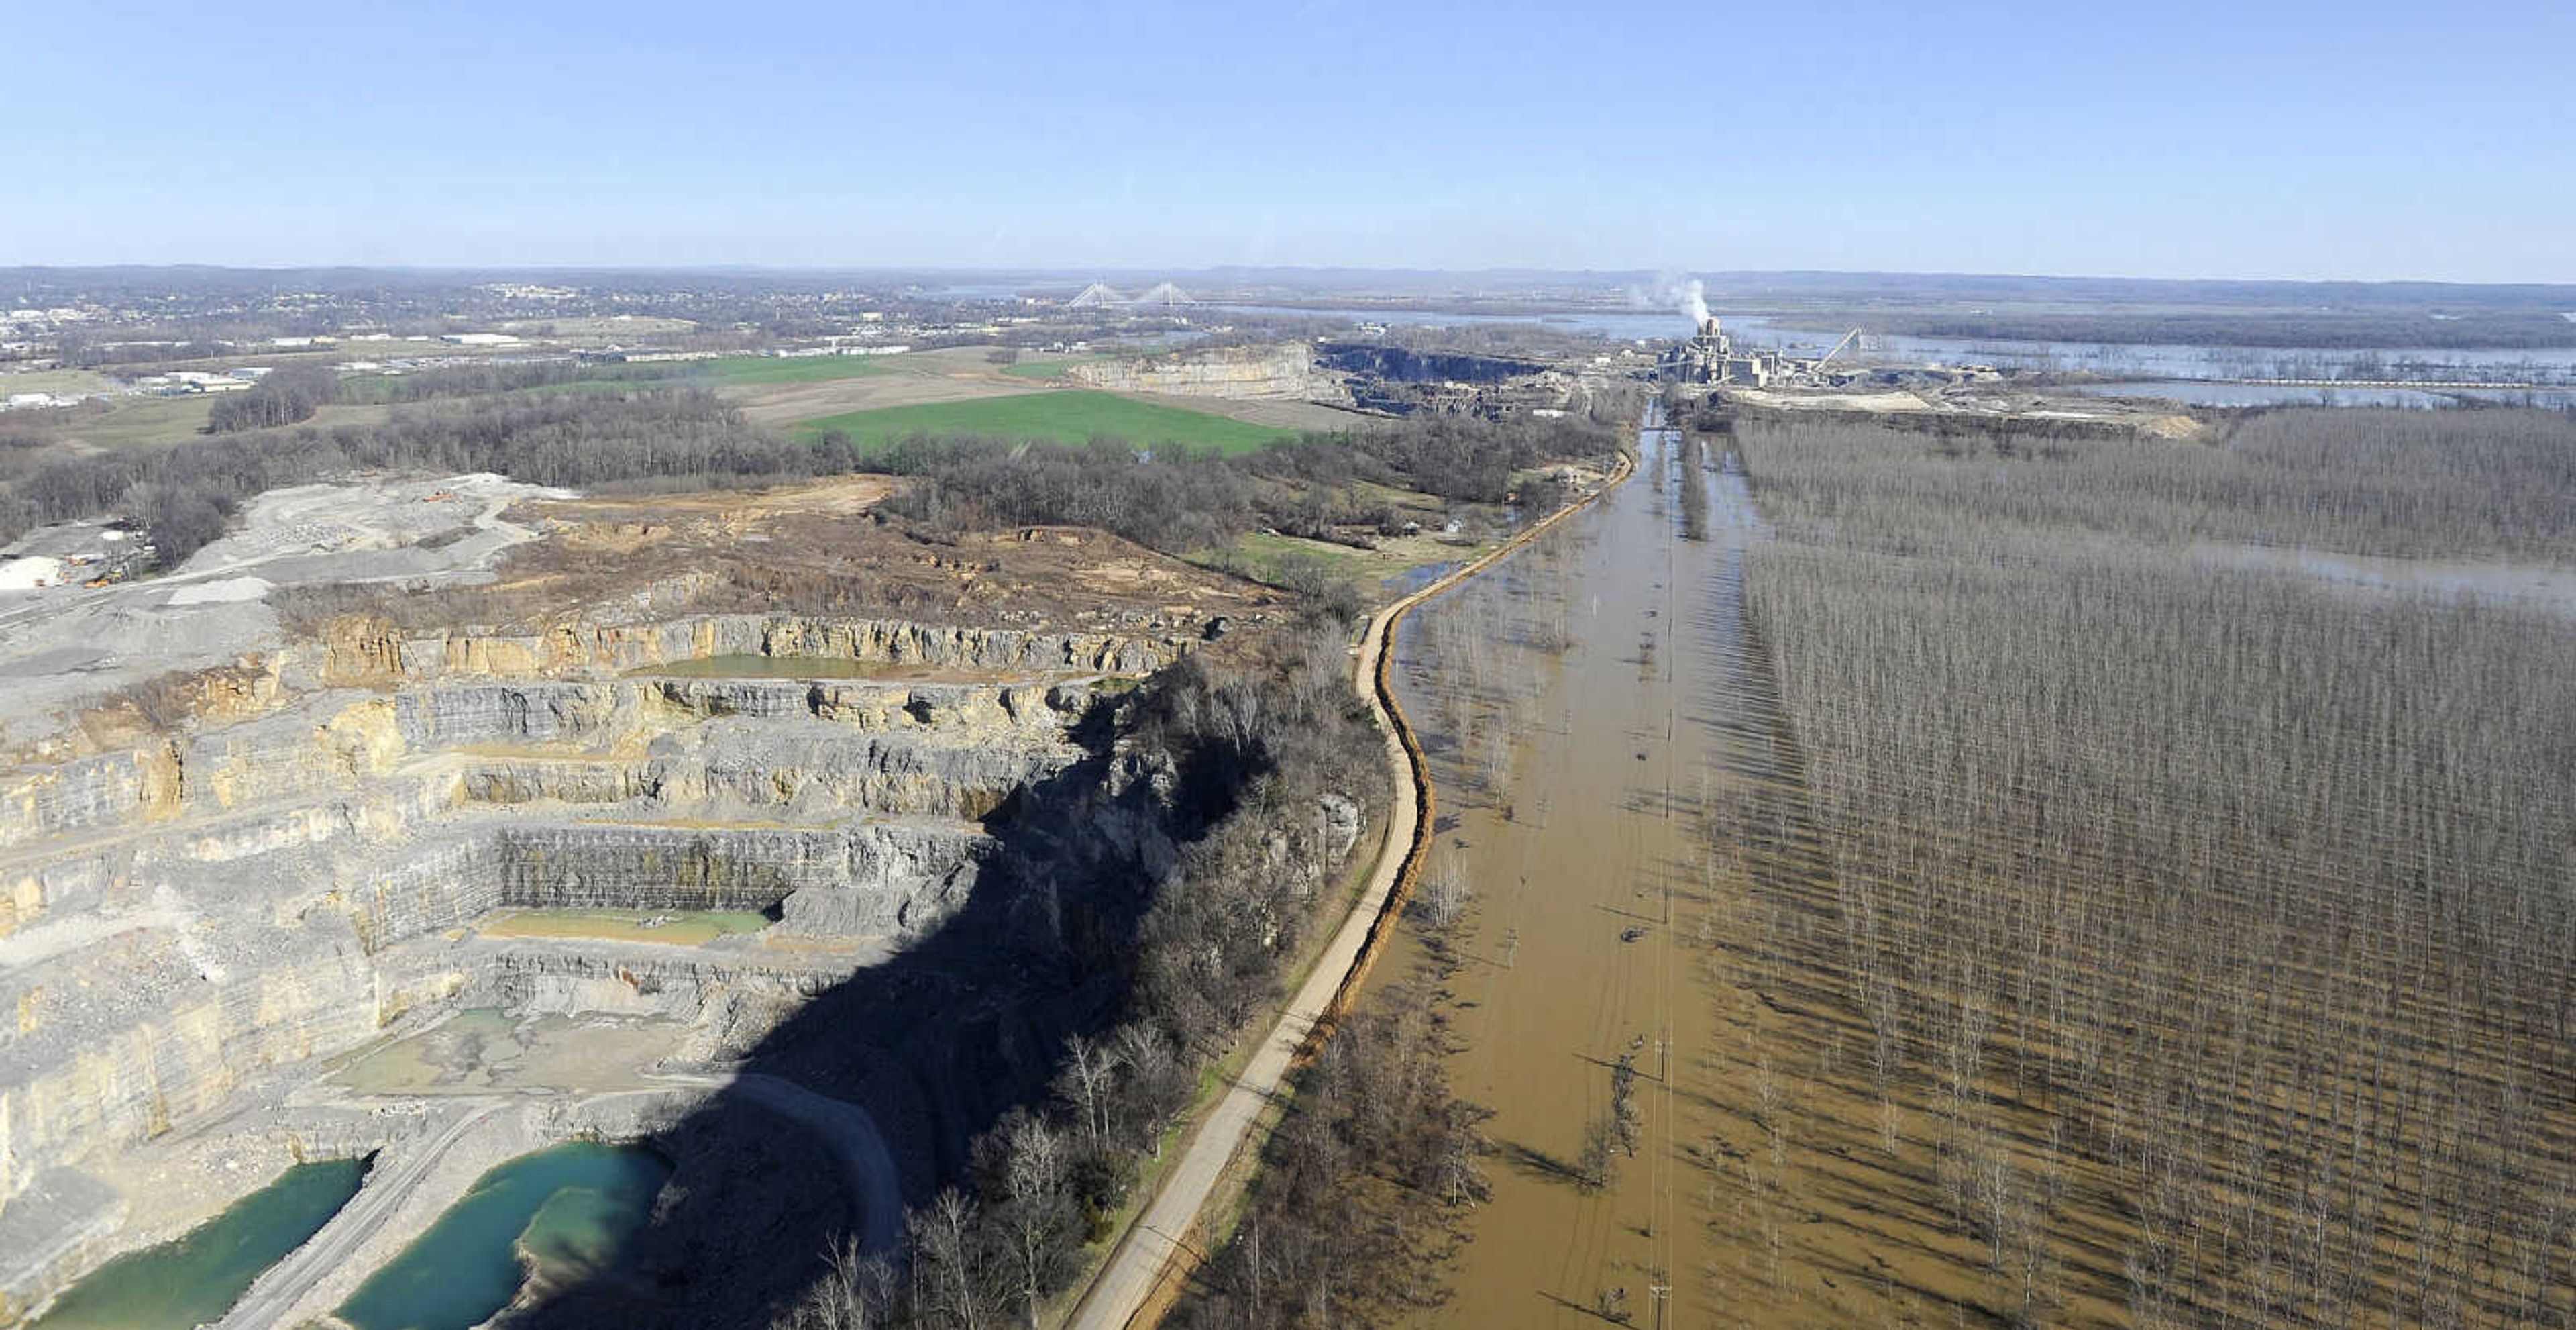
335, 1142, 669, 1330
31, 1156, 368, 1330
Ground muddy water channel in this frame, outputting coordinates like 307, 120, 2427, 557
1375, 411, 1850, 1327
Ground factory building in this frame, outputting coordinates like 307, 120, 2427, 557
1659, 315, 1864, 389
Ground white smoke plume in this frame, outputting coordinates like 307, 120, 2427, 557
1631, 274, 1711, 329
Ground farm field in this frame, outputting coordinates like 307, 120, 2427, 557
794, 388, 1299, 454
0, 368, 115, 397
7, 393, 216, 451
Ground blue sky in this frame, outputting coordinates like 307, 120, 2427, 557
10, 0, 2571, 281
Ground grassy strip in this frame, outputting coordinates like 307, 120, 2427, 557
1004, 355, 1110, 380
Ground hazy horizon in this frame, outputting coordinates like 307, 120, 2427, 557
9, 263, 2575, 299
15, 0, 2574, 284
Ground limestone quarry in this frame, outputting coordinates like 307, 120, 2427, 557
1067, 342, 1350, 404
0, 474, 1302, 1325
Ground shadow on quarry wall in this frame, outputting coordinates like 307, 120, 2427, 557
513, 695, 1220, 1330
1317, 342, 1543, 386
1318, 342, 1552, 415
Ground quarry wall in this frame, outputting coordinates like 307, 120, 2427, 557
1069, 343, 1351, 404
0, 612, 1189, 1317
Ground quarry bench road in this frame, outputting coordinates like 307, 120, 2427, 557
213, 1103, 496, 1330
1065, 440, 1635, 1330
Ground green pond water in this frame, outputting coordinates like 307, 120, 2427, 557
30, 1156, 368, 1330
335, 1142, 669, 1330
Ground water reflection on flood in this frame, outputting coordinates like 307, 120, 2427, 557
1374, 411, 1847, 1326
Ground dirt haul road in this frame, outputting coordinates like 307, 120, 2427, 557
1065, 438, 1637, 1330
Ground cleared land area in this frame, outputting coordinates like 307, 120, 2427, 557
1121, 389, 1374, 433
794, 389, 1299, 454
1193, 529, 1495, 591
725, 348, 1044, 425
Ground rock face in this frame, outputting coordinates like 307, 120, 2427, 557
0, 611, 1160, 1315
1316, 341, 1546, 385
1070, 343, 1352, 404
324, 615, 1186, 688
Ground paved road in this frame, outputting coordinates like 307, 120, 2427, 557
1065, 443, 1636, 1330
214, 1104, 495, 1330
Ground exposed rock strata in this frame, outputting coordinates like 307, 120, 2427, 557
1069, 342, 1350, 404
0, 614, 1155, 1318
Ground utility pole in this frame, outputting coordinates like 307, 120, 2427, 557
1648, 1281, 1670, 1330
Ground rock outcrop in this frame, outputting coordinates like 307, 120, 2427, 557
1070, 343, 1350, 404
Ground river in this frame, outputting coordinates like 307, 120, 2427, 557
1368, 405, 1834, 1326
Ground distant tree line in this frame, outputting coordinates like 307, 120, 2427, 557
335, 359, 679, 403
1738, 407, 2576, 564
207, 365, 341, 431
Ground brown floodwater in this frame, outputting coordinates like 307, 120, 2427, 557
1373, 408, 2576, 1330
1375, 412, 1995, 1329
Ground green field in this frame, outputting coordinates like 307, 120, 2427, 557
696, 354, 900, 386
1002, 354, 1109, 380
795, 389, 1296, 455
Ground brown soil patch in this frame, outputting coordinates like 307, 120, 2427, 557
282, 476, 1283, 640
728, 348, 1051, 425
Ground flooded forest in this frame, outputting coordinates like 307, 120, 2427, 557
1355, 407, 2576, 1329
